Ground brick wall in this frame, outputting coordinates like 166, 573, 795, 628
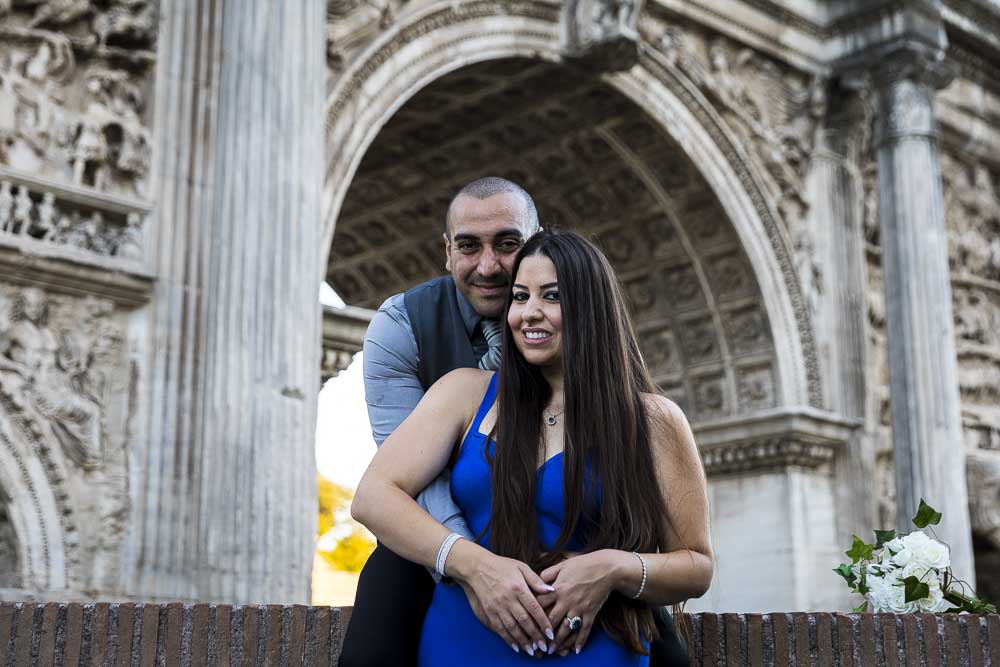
1, 604, 998, 665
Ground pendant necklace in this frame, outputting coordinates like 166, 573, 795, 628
543, 408, 565, 426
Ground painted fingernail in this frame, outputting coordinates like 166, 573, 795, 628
545, 585, 555, 592
548, 642, 556, 655
575, 646, 581, 655
546, 628, 554, 641
511, 643, 519, 653
538, 640, 547, 653
524, 645, 534, 656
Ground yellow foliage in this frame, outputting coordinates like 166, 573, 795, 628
316, 474, 375, 573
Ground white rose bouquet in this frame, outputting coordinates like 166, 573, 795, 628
835, 499, 996, 614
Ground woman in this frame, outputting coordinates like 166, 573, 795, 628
352, 231, 713, 665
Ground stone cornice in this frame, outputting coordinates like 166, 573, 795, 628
322, 305, 373, 353
694, 408, 860, 475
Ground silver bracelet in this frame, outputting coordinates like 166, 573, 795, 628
436, 532, 463, 578
630, 552, 647, 600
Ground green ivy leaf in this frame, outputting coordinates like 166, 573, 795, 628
902, 576, 930, 603
833, 564, 857, 588
846, 535, 875, 563
852, 600, 868, 613
912, 499, 942, 528
873, 529, 896, 550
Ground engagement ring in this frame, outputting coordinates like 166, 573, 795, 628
566, 616, 582, 632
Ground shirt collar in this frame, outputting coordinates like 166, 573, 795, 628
454, 284, 484, 338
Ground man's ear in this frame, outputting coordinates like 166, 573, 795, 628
443, 232, 452, 272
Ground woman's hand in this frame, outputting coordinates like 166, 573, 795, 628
449, 542, 556, 656
537, 550, 626, 655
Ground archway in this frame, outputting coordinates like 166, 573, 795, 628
320, 1, 849, 611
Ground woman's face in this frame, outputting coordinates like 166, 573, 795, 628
507, 254, 563, 368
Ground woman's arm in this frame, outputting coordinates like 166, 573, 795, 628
540, 395, 713, 654
351, 368, 556, 655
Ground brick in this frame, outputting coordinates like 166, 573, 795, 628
243, 606, 260, 665
115, 604, 136, 667
0, 603, 15, 664
289, 605, 306, 666
943, 614, 961, 664
860, 614, 876, 666
215, 605, 231, 666
37, 602, 59, 666
164, 603, 183, 665
900, 614, 920, 667
880, 613, 899, 667
816, 613, 834, 667
91, 603, 110, 666
14, 603, 36, 666
264, 605, 283, 666
63, 603, 84, 666
987, 615, 1000, 664
835, 614, 854, 667
312, 607, 331, 667
747, 615, 762, 667
921, 615, 942, 666
702, 613, 720, 666
139, 604, 160, 667
772, 613, 790, 667
190, 605, 210, 665
794, 613, 810, 665
966, 616, 985, 667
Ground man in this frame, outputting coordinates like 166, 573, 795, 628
340, 176, 687, 665
339, 176, 538, 667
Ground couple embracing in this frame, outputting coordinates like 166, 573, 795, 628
340, 177, 713, 666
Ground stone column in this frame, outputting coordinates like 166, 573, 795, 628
125, 1, 326, 603
872, 52, 974, 581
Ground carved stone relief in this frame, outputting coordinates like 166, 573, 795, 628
943, 154, 1000, 283
561, 0, 643, 71
0, 178, 145, 259
0, 2, 156, 200
0, 282, 132, 592
326, 0, 406, 80
0, 491, 20, 588
644, 18, 826, 227
968, 450, 1000, 553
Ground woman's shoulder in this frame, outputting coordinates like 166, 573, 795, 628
640, 392, 685, 422
427, 368, 495, 402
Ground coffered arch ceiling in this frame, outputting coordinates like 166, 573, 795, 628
328, 58, 778, 421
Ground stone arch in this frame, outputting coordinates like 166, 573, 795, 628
0, 413, 69, 592
321, 0, 817, 409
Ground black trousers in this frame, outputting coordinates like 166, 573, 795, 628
338, 543, 690, 666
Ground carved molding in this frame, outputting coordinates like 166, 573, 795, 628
694, 407, 859, 476
560, 0, 643, 71
321, 304, 373, 381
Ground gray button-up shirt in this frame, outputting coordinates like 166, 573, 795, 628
362, 289, 485, 541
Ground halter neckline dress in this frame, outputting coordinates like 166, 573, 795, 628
417, 373, 649, 666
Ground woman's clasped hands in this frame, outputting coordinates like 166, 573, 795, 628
455, 545, 623, 658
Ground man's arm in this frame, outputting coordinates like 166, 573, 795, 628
362, 295, 473, 539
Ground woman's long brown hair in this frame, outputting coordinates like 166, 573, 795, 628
488, 230, 673, 654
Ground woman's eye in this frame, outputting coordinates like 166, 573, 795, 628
544, 291, 560, 301
512, 292, 528, 302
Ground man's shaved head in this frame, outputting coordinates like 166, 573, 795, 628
445, 176, 539, 237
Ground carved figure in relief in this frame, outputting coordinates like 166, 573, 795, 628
116, 211, 141, 259
26, 0, 92, 28
0, 287, 103, 469
792, 224, 822, 317
0, 181, 13, 231
92, 0, 155, 50
946, 162, 1000, 281
968, 451, 1000, 553
954, 289, 994, 347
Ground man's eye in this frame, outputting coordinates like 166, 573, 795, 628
458, 243, 478, 253
497, 240, 522, 252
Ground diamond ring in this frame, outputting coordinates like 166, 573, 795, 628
566, 615, 582, 632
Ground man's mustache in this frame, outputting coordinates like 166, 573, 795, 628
469, 278, 509, 288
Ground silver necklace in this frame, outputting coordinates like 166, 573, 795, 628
543, 408, 565, 426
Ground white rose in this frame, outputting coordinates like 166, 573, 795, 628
898, 531, 951, 570
867, 571, 919, 614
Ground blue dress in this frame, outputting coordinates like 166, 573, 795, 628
418, 373, 649, 666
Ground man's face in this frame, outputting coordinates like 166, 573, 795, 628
445, 193, 533, 319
